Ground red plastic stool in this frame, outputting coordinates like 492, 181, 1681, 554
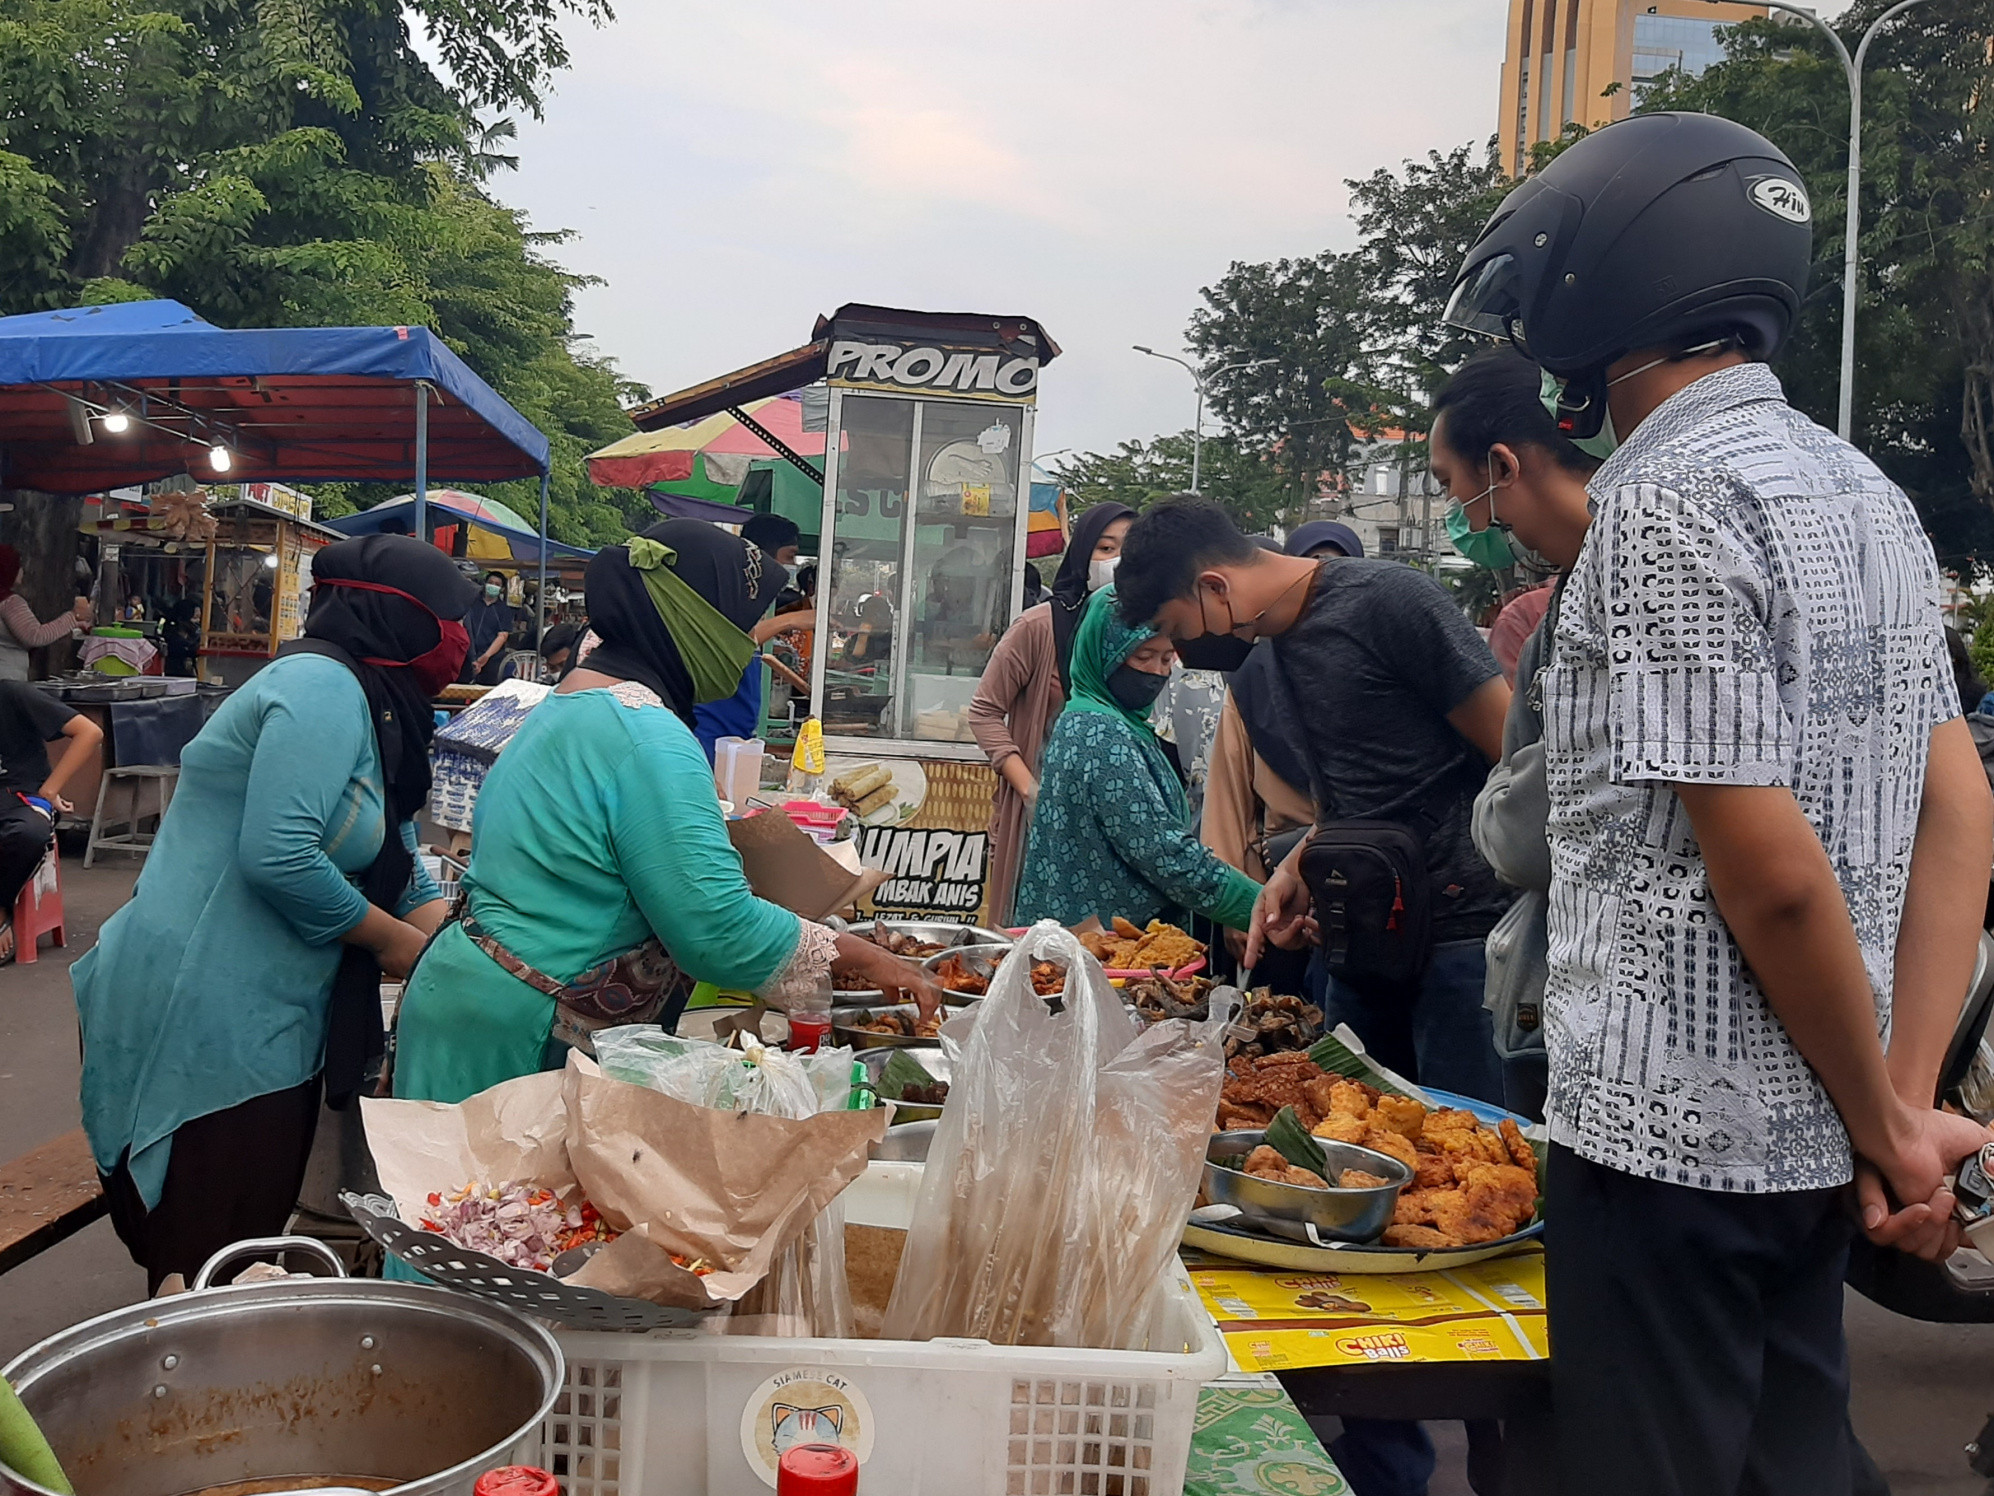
12, 848, 65, 964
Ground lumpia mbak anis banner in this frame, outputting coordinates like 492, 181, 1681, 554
824, 755, 999, 926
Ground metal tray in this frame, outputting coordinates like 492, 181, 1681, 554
833, 922, 1011, 1001
340, 1191, 714, 1333
833, 1002, 970, 1049
1203, 1129, 1409, 1242
856, 1045, 954, 1122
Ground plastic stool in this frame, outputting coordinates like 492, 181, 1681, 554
84, 765, 178, 867
12, 848, 64, 964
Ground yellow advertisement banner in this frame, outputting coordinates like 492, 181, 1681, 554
1189, 1251, 1547, 1374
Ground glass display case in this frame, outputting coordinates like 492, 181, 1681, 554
813, 386, 1035, 756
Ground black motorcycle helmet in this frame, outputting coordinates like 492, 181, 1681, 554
1443, 112, 1812, 438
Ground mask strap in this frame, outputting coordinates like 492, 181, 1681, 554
1606, 337, 1734, 389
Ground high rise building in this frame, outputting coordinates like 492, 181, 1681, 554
1498, 0, 1767, 175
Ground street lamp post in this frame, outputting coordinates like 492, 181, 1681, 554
1131, 347, 1272, 493
1705, 0, 1939, 439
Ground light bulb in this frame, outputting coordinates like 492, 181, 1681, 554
262, 552, 280, 569
100, 409, 130, 434
208, 444, 232, 473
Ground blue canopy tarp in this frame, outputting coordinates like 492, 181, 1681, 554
325, 490, 594, 562
0, 299, 550, 494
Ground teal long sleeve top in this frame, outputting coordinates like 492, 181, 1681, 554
73, 654, 441, 1208
392, 685, 806, 1104
1014, 711, 1261, 932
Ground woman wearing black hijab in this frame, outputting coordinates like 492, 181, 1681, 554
393, 520, 941, 1104
967, 501, 1134, 924
75, 534, 474, 1290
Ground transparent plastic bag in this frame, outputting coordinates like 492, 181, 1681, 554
593, 1026, 852, 1116
880, 921, 1237, 1349
592, 1026, 857, 1335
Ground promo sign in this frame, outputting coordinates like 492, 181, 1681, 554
827, 338, 1040, 403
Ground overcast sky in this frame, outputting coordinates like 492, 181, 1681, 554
495, 1, 1802, 461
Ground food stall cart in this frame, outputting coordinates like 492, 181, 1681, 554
193, 487, 345, 685
596, 304, 1058, 926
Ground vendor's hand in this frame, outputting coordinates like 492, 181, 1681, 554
1243, 862, 1312, 967
71, 598, 92, 625
372, 918, 429, 980
831, 936, 944, 1022
1856, 1104, 1991, 1260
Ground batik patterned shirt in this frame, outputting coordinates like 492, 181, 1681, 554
1539, 362, 1952, 1192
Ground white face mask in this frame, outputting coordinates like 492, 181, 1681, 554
1088, 555, 1120, 592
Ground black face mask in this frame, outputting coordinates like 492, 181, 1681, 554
1171, 631, 1255, 673
1109, 663, 1170, 712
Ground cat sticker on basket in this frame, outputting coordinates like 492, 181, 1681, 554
771, 1402, 843, 1456
740, 1368, 876, 1489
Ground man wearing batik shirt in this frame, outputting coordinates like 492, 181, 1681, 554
1446, 113, 1994, 1496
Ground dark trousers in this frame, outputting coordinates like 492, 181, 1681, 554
1546, 1144, 1854, 1496
0, 798, 50, 914
103, 1075, 323, 1293
1311, 938, 1505, 1105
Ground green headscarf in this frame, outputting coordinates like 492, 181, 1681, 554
625, 534, 758, 703
1062, 586, 1188, 821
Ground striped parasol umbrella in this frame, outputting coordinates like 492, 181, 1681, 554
586, 391, 828, 499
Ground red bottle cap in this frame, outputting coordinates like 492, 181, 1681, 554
474, 1468, 559, 1496
776, 1442, 859, 1495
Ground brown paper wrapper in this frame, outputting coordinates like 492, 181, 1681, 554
359, 1054, 885, 1312
562, 1054, 886, 1305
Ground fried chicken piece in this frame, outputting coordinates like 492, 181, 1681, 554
1411, 1151, 1457, 1190
1302, 1076, 1342, 1120
1500, 1118, 1539, 1174
1242, 1145, 1328, 1190
1371, 1093, 1427, 1143
1338, 1169, 1390, 1189
1356, 1126, 1420, 1174
1460, 1163, 1541, 1236
1425, 1182, 1520, 1245
1383, 1224, 1453, 1250
1312, 1113, 1367, 1146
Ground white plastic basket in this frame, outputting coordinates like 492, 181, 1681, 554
537, 1161, 1228, 1496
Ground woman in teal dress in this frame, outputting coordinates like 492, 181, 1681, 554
393, 520, 940, 1105
74, 535, 474, 1290
1015, 586, 1261, 933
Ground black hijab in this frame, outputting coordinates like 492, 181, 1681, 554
1049, 501, 1135, 697
582, 519, 778, 726
279, 534, 478, 1107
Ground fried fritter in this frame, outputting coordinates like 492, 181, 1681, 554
1217, 1101, 1273, 1131
1423, 1188, 1516, 1245
1358, 1127, 1420, 1173
1392, 1188, 1446, 1226
1383, 1224, 1453, 1250
1372, 1093, 1427, 1142
1241, 1145, 1329, 1190
1311, 1113, 1368, 1146
1412, 1152, 1457, 1191
1338, 1168, 1391, 1189
1500, 1117, 1537, 1173
1327, 1080, 1373, 1120
1460, 1163, 1540, 1233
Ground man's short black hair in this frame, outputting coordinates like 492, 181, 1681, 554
741, 512, 801, 554
1431, 348, 1596, 477
1114, 497, 1257, 624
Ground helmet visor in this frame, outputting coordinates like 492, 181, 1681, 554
1443, 253, 1525, 345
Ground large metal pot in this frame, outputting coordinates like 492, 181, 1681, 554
0, 1239, 562, 1496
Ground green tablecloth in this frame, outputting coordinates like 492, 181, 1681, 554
1185, 1381, 1349, 1496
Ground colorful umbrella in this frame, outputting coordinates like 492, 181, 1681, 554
586, 391, 827, 497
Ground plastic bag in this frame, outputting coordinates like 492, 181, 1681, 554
590, 1026, 856, 1336
880, 921, 1237, 1350
593, 1026, 853, 1116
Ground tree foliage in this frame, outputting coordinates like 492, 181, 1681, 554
1050, 431, 1293, 533
1637, 0, 1993, 567
0, 0, 641, 545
